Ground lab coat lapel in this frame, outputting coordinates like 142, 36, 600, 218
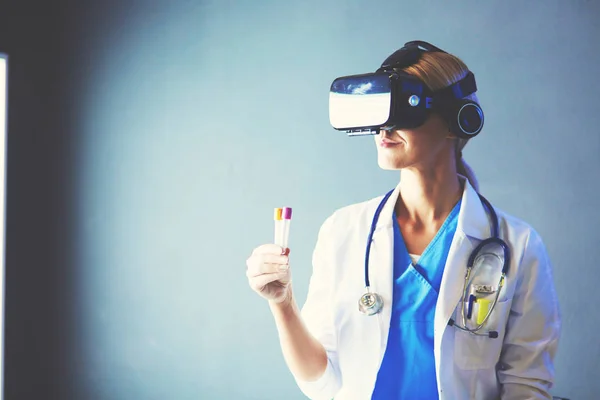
369, 182, 402, 358
434, 178, 491, 353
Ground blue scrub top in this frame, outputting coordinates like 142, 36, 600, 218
371, 199, 462, 400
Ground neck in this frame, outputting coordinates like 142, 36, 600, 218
396, 167, 463, 225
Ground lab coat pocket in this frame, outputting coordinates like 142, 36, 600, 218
453, 297, 512, 370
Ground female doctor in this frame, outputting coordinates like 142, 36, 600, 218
245, 42, 561, 399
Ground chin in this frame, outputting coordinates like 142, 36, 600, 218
377, 160, 403, 170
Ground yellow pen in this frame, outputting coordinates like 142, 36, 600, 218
476, 298, 491, 325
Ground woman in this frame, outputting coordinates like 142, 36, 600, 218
245, 41, 561, 399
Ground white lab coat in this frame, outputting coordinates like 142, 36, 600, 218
294, 177, 561, 400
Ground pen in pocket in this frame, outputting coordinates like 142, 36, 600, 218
467, 294, 476, 320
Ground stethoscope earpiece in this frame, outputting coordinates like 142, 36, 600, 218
447, 318, 499, 339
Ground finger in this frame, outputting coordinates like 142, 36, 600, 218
249, 272, 289, 291
246, 253, 288, 271
252, 244, 288, 256
246, 261, 289, 277
261, 253, 289, 265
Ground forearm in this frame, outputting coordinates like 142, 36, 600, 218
269, 286, 328, 382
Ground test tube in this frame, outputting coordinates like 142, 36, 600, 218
282, 207, 292, 249
273, 208, 283, 246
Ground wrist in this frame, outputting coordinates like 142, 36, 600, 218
269, 288, 295, 314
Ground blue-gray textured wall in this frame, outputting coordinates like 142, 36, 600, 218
2, 1, 598, 399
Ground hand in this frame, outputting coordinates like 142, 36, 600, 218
246, 244, 292, 304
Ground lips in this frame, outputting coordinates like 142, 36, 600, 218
380, 138, 402, 147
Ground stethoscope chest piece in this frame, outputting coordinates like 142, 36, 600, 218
358, 291, 383, 316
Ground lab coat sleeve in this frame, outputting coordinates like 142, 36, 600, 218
294, 214, 342, 400
498, 229, 561, 400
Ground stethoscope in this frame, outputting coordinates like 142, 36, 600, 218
358, 188, 511, 339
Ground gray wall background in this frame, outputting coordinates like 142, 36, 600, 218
2, 0, 599, 399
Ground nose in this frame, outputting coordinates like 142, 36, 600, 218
379, 127, 395, 140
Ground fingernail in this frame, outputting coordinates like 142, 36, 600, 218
281, 248, 290, 256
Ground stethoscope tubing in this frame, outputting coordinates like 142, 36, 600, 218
362, 187, 512, 336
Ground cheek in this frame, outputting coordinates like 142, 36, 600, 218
407, 134, 447, 155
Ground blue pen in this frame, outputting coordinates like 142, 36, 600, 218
467, 294, 476, 320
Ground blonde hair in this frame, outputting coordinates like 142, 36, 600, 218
402, 52, 480, 192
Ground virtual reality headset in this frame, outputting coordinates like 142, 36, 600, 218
329, 41, 484, 139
